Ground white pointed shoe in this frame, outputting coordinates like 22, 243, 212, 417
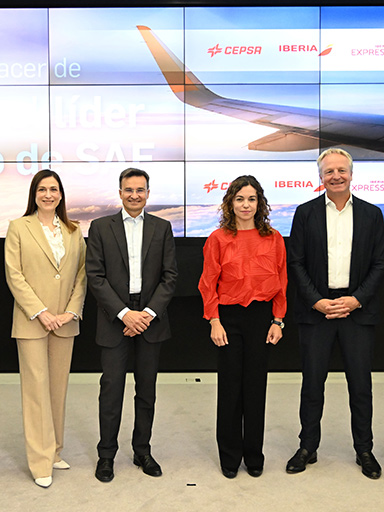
35, 476, 52, 488
53, 459, 70, 470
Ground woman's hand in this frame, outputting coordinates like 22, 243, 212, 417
210, 320, 228, 347
37, 311, 63, 331
56, 312, 76, 325
266, 323, 283, 345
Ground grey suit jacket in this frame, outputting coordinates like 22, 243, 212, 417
289, 194, 384, 325
85, 210, 178, 347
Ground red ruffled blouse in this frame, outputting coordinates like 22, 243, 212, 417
199, 228, 287, 320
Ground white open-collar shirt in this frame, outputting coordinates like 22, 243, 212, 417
325, 193, 353, 289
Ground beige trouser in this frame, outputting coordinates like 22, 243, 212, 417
16, 333, 74, 479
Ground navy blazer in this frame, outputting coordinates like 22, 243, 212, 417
289, 194, 384, 325
86, 210, 178, 347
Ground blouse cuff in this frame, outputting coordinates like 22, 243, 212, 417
30, 307, 47, 321
66, 311, 79, 321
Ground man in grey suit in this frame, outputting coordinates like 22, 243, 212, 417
86, 168, 178, 482
287, 148, 384, 479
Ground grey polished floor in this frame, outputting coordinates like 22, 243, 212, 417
1, 372, 383, 512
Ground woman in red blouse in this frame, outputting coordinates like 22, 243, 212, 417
199, 175, 287, 479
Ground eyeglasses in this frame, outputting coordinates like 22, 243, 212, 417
120, 188, 148, 196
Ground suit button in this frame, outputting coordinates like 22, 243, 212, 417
55, 274, 61, 280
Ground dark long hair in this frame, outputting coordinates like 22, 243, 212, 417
219, 175, 273, 236
23, 169, 78, 233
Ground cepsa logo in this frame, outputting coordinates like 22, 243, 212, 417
208, 43, 262, 58
204, 179, 231, 193
279, 44, 333, 56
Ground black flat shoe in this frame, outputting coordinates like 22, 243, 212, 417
134, 454, 162, 477
221, 467, 238, 479
286, 448, 317, 474
247, 466, 263, 477
356, 451, 381, 479
95, 457, 114, 482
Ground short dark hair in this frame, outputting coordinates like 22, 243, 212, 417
219, 175, 273, 236
119, 168, 150, 188
23, 169, 78, 232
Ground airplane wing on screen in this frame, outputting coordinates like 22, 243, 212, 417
137, 25, 384, 154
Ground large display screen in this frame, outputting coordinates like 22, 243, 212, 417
1, 6, 383, 237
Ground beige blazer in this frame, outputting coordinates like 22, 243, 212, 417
4, 214, 87, 339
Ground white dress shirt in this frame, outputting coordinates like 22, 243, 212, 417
117, 209, 156, 320
122, 208, 144, 294
325, 193, 353, 289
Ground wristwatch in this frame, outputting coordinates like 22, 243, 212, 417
271, 319, 285, 329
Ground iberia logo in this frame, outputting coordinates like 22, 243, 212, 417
319, 44, 333, 57
274, 181, 325, 193
208, 44, 222, 57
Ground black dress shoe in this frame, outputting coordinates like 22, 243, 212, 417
247, 466, 263, 477
133, 454, 162, 477
356, 451, 381, 479
95, 457, 114, 482
286, 448, 317, 474
221, 467, 238, 479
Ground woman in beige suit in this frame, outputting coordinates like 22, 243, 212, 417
4, 169, 86, 488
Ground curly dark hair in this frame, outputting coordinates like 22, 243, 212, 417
219, 175, 273, 236
23, 169, 78, 233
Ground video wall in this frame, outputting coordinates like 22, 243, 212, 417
0, 6, 384, 237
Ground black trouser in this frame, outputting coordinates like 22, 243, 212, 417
97, 296, 161, 458
298, 313, 374, 455
217, 301, 271, 470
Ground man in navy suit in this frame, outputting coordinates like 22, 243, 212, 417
86, 168, 178, 482
286, 148, 384, 479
